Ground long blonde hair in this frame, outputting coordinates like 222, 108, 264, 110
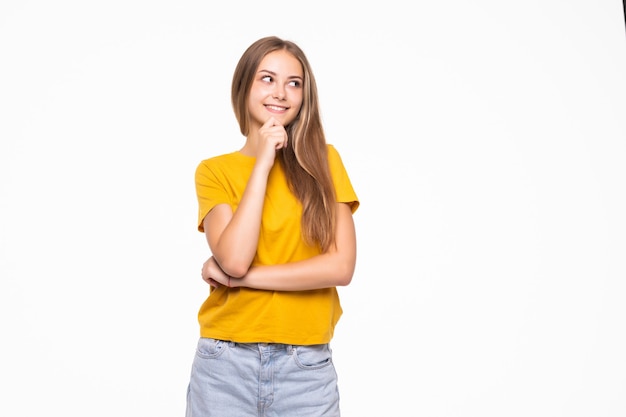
231, 36, 337, 251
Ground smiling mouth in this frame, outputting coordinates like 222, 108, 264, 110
265, 105, 288, 111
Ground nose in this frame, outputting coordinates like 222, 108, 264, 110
272, 84, 286, 100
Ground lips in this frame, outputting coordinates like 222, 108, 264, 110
265, 104, 288, 112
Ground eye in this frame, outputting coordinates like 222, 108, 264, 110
288, 80, 301, 87
261, 75, 273, 83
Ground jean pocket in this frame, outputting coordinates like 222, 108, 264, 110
195, 338, 229, 359
292, 344, 333, 370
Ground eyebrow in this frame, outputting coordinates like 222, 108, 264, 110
258, 69, 303, 81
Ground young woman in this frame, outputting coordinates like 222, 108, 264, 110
186, 36, 359, 417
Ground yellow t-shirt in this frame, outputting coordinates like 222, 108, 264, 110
194, 144, 359, 345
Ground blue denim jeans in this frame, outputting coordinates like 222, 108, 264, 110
185, 338, 340, 417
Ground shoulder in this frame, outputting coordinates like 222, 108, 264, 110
326, 143, 340, 160
198, 151, 244, 166
326, 144, 347, 168
196, 151, 254, 173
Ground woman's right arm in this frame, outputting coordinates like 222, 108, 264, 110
202, 161, 269, 278
203, 118, 288, 278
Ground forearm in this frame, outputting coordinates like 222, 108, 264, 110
231, 251, 355, 291
230, 202, 356, 290
209, 163, 271, 277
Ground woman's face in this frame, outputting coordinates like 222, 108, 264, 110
247, 49, 304, 131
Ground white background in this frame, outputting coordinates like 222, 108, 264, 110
1, 1, 625, 416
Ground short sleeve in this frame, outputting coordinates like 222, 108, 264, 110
195, 160, 230, 232
327, 145, 359, 213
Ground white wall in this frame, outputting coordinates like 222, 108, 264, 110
1, 1, 625, 416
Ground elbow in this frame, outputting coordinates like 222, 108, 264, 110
337, 275, 353, 287
215, 257, 250, 279
223, 263, 249, 279
335, 262, 355, 287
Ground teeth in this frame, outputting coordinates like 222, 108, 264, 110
266, 105, 285, 111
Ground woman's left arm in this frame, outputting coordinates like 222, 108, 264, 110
202, 202, 356, 291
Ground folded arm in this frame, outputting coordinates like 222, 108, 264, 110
202, 202, 357, 291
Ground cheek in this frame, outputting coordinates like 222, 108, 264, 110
248, 87, 265, 103
249, 81, 272, 100
291, 93, 303, 112
292, 103, 303, 118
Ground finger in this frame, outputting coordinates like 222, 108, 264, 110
262, 117, 280, 129
276, 138, 288, 150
